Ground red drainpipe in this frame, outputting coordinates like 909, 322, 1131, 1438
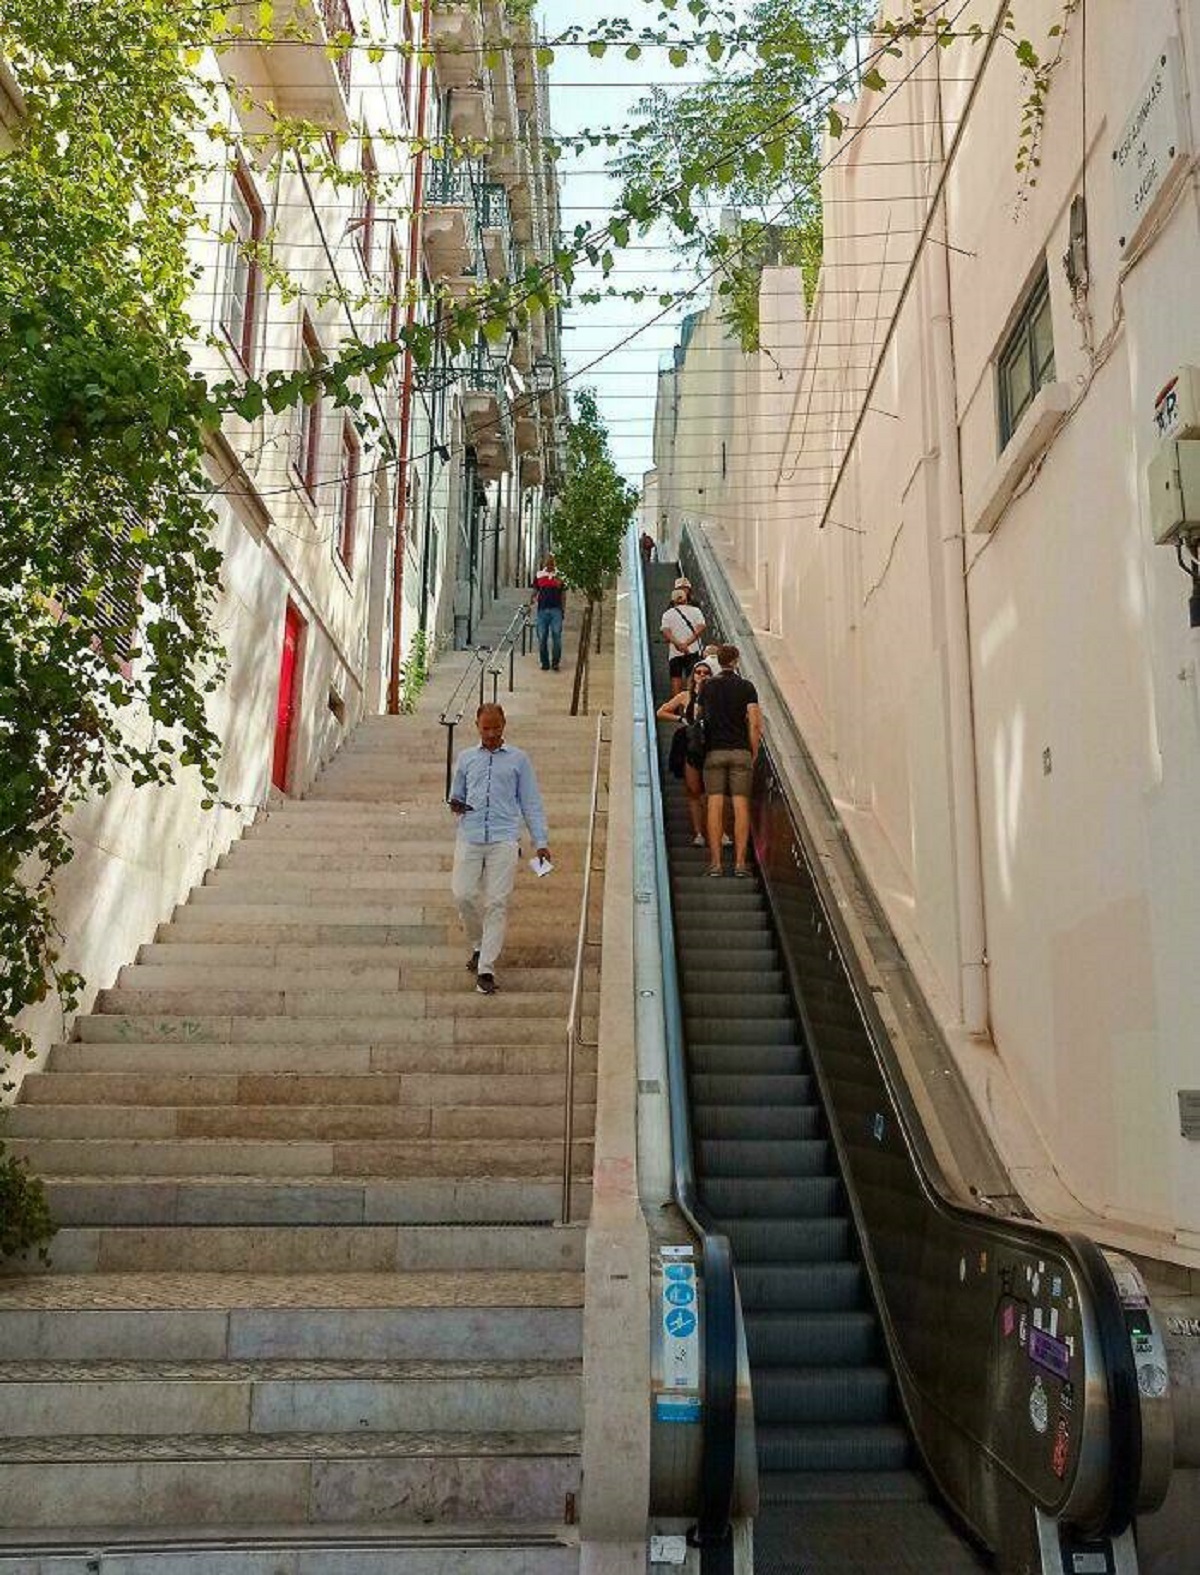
387, 6, 432, 714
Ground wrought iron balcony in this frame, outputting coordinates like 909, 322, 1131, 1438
422, 159, 477, 282
463, 350, 512, 480
478, 183, 516, 282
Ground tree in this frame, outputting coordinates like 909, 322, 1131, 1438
612, 0, 876, 350
549, 391, 638, 714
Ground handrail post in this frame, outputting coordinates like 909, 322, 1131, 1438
509, 639, 516, 693
560, 709, 606, 1225
478, 652, 486, 711
443, 721, 456, 802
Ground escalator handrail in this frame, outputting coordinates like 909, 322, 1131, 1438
679, 524, 1143, 1539
629, 527, 740, 1546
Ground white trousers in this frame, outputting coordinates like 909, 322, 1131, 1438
451, 839, 520, 974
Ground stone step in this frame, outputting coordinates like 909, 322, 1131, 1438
92, 988, 588, 1022
243, 824, 597, 849
0, 1429, 580, 1530
161, 916, 455, 945
41, 1177, 591, 1228
0, 1529, 578, 1575
203, 868, 586, 897
164, 906, 591, 944
8, 1136, 595, 1179
0, 1273, 583, 1360
7, 1105, 595, 1143
22, 1070, 593, 1109
139, 942, 576, 969
0, 1358, 582, 1438
113, 965, 577, 996
15, 1224, 585, 1277
50, 1042, 596, 1076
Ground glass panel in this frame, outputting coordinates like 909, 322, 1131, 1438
1031, 290, 1055, 385
1004, 341, 1033, 432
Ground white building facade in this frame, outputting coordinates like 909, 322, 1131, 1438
651, 0, 1200, 1264
8, 0, 567, 1064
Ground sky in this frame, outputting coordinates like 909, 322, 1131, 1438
539, 0, 716, 487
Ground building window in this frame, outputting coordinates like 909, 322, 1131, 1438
356, 138, 378, 276
220, 160, 264, 369
294, 316, 324, 499
399, 2, 417, 121
333, 417, 360, 572
997, 268, 1055, 449
388, 236, 404, 344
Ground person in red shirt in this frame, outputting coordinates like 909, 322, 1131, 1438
530, 554, 567, 671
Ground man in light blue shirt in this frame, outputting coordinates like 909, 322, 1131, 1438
448, 703, 551, 995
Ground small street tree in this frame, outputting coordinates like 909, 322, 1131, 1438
548, 391, 639, 715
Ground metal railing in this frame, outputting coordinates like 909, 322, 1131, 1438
437, 604, 531, 797
478, 181, 517, 280
425, 157, 474, 208
629, 524, 743, 1552
560, 710, 607, 1225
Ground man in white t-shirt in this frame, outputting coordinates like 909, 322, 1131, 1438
660, 588, 707, 696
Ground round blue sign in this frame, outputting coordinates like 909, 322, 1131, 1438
664, 1281, 696, 1307
664, 1263, 692, 1282
665, 1307, 698, 1339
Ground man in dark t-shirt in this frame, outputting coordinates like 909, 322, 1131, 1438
701, 644, 761, 877
530, 554, 566, 671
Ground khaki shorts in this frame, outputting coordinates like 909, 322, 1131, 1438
704, 748, 754, 798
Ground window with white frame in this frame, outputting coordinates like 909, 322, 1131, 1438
333, 417, 360, 571
997, 267, 1055, 449
294, 316, 324, 499
220, 161, 263, 369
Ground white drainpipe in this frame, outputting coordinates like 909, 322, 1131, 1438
927, 46, 991, 1038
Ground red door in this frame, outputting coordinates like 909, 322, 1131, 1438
272, 602, 304, 791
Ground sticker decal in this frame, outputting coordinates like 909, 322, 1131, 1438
1029, 1376, 1050, 1435
1029, 1328, 1072, 1382
1052, 1416, 1071, 1479
1003, 1304, 1016, 1339
1138, 1363, 1169, 1399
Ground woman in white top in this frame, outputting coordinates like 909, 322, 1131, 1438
660, 589, 707, 696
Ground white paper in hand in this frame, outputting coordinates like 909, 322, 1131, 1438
529, 855, 554, 878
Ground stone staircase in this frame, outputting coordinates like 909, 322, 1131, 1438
0, 595, 612, 1572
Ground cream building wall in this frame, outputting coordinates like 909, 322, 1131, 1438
652, 0, 1200, 1265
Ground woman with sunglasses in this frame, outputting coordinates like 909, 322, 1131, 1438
658, 660, 712, 844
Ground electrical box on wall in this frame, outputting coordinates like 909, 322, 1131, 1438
1148, 439, 1200, 546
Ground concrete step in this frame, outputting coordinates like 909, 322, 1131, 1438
40, 1177, 591, 1228
112, 965, 577, 997
22, 1070, 593, 1109
0, 1429, 580, 1530
92, 988, 589, 1022
8, 1136, 595, 1179
0, 1528, 578, 1575
7, 1105, 595, 1143
139, 942, 577, 969
14, 1224, 585, 1277
0, 1272, 583, 1360
161, 916, 455, 945
50, 1041, 596, 1075
0, 1357, 581, 1438
242, 825, 597, 850
203, 867, 586, 897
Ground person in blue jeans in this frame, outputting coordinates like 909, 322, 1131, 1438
530, 553, 567, 671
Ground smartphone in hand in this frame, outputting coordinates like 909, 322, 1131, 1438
448, 798, 471, 815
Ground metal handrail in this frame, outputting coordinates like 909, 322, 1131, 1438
559, 709, 607, 1225
629, 524, 742, 1550
438, 645, 494, 800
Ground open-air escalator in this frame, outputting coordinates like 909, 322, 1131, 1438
635, 547, 1175, 1574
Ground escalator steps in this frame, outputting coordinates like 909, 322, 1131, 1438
758, 1422, 910, 1474
648, 572, 987, 1573
753, 1366, 893, 1424
744, 1309, 879, 1367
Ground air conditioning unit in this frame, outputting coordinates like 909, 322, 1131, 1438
1148, 367, 1200, 545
